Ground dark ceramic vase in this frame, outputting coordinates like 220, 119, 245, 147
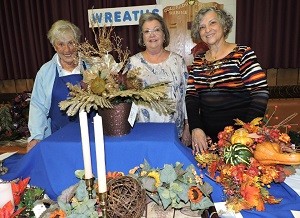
98, 102, 132, 136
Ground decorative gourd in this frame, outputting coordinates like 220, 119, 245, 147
224, 143, 253, 166
230, 128, 254, 146
254, 142, 300, 165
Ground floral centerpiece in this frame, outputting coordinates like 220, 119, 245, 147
59, 24, 174, 117
13, 161, 215, 217
195, 109, 300, 212
129, 160, 214, 216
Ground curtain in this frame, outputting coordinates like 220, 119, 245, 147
236, 0, 300, 69
0, 0, 156, 80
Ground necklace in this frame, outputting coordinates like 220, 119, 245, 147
207, 49, 221, 62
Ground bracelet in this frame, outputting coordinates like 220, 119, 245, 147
209, 211, 218, 218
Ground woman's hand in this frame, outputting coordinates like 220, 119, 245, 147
191, 128, 208, 154
28, 139, 40, 148
181, 124, 192, 146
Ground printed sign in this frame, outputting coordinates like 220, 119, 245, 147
88, 5, 163, 27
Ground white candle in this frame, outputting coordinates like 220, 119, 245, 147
0, 183, 14, 208
79, 111, 93, 179
93, 114, 107, 193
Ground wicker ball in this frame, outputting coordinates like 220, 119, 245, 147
106, 176, 146, 218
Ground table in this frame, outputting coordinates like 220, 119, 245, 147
1, 122, 197, 199
1, 122, 300, 218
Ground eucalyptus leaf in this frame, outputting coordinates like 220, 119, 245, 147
76, 180, 89, 201
160, 164, 177, 184
146, 190, 160, 204
141, 177, 156, 192
73, 202, 89, 214
68, 214, 89, 218
190, 196, 214, 210
142, 159, 152, 171
170, 181, 183, 193
75, 170, 85, 180
157, 186, 172, 209
172, 201, 189, 209
169, 189, 177, 199
57, 199, 72, 214
199, 182, 213, 196
174, 182, 189, 203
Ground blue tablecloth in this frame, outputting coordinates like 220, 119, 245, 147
1, 122, 300, 217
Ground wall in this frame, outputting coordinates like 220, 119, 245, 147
157, 0, 236, 65
156, 0, 236, 42
266, 68, 300, 86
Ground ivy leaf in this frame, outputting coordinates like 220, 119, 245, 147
160, 164, 177, 184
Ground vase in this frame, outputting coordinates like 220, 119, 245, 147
98, 102, 132, 136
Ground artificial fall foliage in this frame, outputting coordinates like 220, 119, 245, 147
195, 110, 299, 212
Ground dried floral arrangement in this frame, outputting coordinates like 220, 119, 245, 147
128, 160, 214, 216
59, 23, 174, 116
195, 107, 300, 212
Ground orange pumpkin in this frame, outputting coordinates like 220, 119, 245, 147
254, 142, 300, 165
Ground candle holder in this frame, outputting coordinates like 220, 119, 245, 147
0, 160, 8, 175
98, 192, 107, 218
85, 177, 95, 199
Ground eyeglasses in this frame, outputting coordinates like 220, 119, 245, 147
142, 27, 162, 36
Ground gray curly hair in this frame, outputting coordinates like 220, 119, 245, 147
47, 20, 81, 45
138, 12, 170, 48
191, 7, 233, 42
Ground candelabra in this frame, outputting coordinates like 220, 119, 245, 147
85, 177, 95, 199
98, 192, 107, 218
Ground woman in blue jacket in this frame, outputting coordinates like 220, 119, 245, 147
28, 20, 84, 147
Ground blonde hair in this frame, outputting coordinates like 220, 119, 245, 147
47, 20, 81, 45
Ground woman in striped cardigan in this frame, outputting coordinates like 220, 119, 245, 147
186, 7, 269, 154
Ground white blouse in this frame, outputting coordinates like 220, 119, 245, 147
125, 51, 188, 137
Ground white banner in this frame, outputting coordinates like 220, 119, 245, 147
88, 5, 163, 27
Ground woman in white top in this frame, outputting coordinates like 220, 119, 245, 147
125, 12, 191, 146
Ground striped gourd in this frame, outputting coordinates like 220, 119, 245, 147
223, 143, 253, 166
